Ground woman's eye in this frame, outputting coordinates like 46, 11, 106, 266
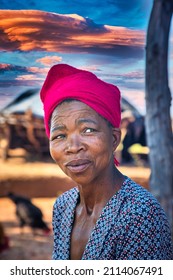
56, 134, 65, 139
84, 128, 96, 133
50, 134, 65, 141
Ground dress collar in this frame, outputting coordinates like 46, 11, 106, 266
58, 177, 129, 259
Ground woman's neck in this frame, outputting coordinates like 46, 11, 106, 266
77, 167, 125, 215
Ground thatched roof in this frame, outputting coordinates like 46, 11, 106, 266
1, 89, 43, 118
1, 88, 142, 119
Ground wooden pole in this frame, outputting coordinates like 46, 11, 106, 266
145, 0, 173, 233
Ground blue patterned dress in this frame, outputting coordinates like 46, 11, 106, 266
52, 177, 173, 260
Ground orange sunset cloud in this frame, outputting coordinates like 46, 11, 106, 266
36, 56, 62, 66
0, 10, 145, 53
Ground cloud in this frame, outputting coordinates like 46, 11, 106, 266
79, 65, 102, 72
0, 63, 10, 70
0, 62, 145, 93
0, 8, 147, 108
0, 63, 48, 88
100, 69, 145, 92
0, 78, 41, 87
0, 0, 152, 27
0, 10, 145, 59
15, 74, 43, 81
27, 66, 49, 74
36, 56, 62, 66
0, 63, 29, 75
118, 70, 144, 80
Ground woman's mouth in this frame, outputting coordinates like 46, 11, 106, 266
65, 159, 91, 173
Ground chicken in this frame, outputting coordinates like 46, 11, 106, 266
0, 222, 9, 253
7, 192, 51, 235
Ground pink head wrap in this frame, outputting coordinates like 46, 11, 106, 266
40, 64, 121, 165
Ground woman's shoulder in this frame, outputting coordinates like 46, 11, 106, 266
116, 177, 172, 257
118, 177, 166, 217
121, 176, 158, 202
53, 187, 79, 211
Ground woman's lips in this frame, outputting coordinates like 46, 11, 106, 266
65, 159, 91, 173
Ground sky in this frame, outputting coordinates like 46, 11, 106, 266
0, 0, 172, 116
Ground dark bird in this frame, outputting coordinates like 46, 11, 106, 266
7, 192, 51, 235
0, 222, 9, 253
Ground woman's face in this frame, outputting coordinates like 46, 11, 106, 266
49, 100, 120, 185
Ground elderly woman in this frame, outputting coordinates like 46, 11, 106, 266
40, 64, 172, 260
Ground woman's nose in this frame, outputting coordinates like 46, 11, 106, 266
65, 134, 85, 153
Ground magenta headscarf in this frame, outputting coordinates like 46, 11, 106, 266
40, 64, 121, 165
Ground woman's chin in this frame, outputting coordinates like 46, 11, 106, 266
65, 172, 94, 186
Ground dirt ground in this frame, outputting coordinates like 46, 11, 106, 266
0, 151, 150, 260
0, 197, 54, 260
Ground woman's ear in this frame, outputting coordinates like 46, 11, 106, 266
112, 128, 121, 152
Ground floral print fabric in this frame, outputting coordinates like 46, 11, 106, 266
52, 177, 173, 260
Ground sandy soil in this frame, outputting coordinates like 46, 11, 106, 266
0, 152, 150, 260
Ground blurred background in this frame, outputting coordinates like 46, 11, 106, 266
0, 0, 172, 259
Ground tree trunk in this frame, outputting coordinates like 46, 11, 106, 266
145, 0, 173, 233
